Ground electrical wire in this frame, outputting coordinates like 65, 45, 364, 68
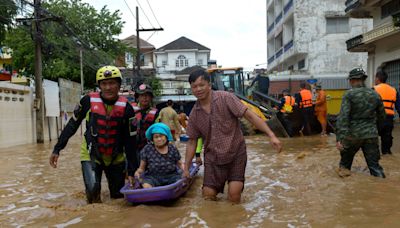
136, 0, 154, 28
145, 0, 161, 27
123, 0, 143, 29
145, 31, 156, 41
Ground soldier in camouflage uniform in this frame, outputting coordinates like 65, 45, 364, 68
336, 68, 386, 178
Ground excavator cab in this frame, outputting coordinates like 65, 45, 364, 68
207, 67, 288, 137
208, 67, 245, 95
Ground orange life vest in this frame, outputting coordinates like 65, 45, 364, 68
89, 92, 127, 156
374, 83, 396, 115
281, 95, 295, 113
300, 89, 313, 108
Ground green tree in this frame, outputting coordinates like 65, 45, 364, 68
5, 0, 130, 88
0, 0, 18, 45
146, 76, 162, 97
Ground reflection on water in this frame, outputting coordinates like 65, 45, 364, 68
1, 127, 400, 227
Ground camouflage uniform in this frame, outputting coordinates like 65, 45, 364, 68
336, 85, 386, 178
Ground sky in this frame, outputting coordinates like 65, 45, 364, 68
83, 0, 267, 71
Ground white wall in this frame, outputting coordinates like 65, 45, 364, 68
268, 0, 370, 76
0, 82, 34, 148
0, 82, 60, 148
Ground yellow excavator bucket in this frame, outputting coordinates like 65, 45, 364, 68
240, 100, 267, 121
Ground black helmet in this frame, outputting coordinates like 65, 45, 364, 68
348, 68, 367, 80
135, 83, 154, 98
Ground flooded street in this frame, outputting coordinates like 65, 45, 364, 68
1, 127, 400, 227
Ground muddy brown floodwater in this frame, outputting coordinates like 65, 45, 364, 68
1, 126, 400, 227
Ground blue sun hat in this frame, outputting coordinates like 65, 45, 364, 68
145, 123, 174, 141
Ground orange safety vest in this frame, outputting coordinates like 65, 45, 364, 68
299, 89, 313, 108
89, 92, 127, 156
281, 95, 295, 113
374, 83, 397, 115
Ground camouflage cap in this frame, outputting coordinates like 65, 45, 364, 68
348, 68, 367, 80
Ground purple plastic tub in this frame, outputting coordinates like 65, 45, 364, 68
120, 162, 200, 204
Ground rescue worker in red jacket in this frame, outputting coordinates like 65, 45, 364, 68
49, 66, 136, 203
374, 69, 400, 155
295, 82, 314, 135
129, 84, 159, 165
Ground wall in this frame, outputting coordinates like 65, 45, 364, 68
0, 82, 61, 148
0, 82, 34, 148
294, 0, 370, 76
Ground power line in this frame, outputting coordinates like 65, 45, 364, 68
136, 0, 154, 28
145, 31, 156, 41
123, 0, 143, 29
145, 0, 161, 27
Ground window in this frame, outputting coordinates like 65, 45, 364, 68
162, 60, 167, 67
298, 59, 305, 69
125, 52, 132, 62
326, 17, 349, 34
381, 0, 400, 19
197, 59, 203, 66
175, 55, 188, 68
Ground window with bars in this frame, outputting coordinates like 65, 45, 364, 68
382, 59, 400, 88
326, 17, 349, 34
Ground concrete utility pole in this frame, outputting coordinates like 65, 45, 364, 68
34, 0, 45, 143
135, 6, 163, 80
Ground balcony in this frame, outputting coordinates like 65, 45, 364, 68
364, 21, 400, 43
268, 55, 275, 64
268, 23, 275, 35
284, 40, 293, 52
276, 48, 283, 58
345, 0, 371, 18
346, 35, 364, 51
284, 0, 293, 14
275, 12, 283, 24
347, 20, 400, 52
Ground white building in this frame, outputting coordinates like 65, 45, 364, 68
266, 0, 371, 81
154, 36, 210, 96
345, 0, 400, 87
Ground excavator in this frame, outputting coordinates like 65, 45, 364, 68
207, 67, 290, 137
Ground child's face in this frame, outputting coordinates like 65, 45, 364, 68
153, 133, 167, 147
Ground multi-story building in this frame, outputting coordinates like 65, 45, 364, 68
154, 36, 210, 79
116, 35, 156, 90
154, 36, 210, 95
266, 0, 371, 84
345, 0, 400, 86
